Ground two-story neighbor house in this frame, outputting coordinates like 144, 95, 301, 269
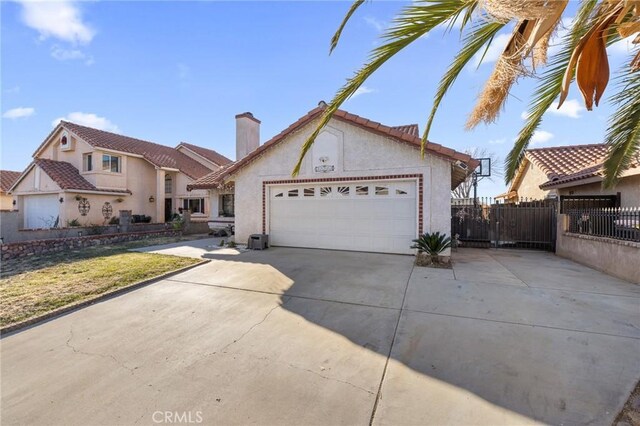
188, 105, 477, 255
10, 122, 230, 229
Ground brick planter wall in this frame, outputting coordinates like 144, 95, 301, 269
1, 230, 182, 261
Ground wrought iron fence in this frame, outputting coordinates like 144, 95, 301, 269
566, 206, 640, 242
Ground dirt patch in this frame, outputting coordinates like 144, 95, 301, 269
615, 379, 640, 426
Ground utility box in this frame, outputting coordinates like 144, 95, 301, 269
248, 234, 269, 250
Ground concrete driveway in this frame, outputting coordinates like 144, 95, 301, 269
2, 247, 639, 425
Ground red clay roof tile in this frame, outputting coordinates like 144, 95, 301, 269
0, 170, 21, 193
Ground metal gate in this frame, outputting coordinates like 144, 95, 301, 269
451, 198, 557, 251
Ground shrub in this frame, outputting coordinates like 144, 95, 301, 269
67, 218, 81, 227
411, 232, 452, 256
109, 216, 119, 225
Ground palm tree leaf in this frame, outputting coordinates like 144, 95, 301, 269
504, 0, 599, 183
293, 0, 478, 176
330, 0, 366, 54
422, 20, 507, 154
602, 68, 640, 187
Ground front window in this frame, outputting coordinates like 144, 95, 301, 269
83, 153, 93, 172
221, 194, 234, 217
165, 175, 172, 194
183, 198, 205, 214
102, 154, 121, 173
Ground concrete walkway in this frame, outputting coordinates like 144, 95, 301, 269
1, 247, 638, 425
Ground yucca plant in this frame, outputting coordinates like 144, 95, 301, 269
411, 232, 452, 264
294, 0, 640, 188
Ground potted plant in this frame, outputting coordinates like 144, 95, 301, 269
410, 232, 452, 267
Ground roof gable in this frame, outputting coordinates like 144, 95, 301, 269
34, 122, 214, 180
188, 106, 476, 190
176, 142, 232, 167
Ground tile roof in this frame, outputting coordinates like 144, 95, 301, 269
539, 158, 640, 188
526, 143, 609, 182
0, 170, 22, 193
52, 122, 214, 179
34, 159, 131, 193
177, 142, 232, 167
391, 124, 420, 137
188, 106, 477, 190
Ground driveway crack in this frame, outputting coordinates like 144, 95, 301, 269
213, 297, 292, 356
65, 327, 137, 375
286, 363, 375, 395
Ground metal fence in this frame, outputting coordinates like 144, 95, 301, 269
451, 197, 557, 251
566, 206, 640, 242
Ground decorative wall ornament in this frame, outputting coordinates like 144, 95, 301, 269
78, 198, 90, 216
102, 202, 113, 219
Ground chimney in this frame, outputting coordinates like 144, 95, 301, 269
235, 112, 260, 160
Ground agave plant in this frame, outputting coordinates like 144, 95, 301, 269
293, 0, 640, 188
411, 232, 452, 256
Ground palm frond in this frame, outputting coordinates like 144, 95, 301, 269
330, 0, 366, 54
422, 20, 506, 153
602, 67, 640, 187
294, 0, 478, 176
504, 0, 599, 183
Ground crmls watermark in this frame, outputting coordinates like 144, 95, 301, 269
152, 411, 203, 424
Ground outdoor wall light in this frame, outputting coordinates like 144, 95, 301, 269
0, 237, 4, 245
59, 197, 64, 203
149, 195, 155, 203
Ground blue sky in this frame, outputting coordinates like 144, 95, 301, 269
2, 1, 637, 196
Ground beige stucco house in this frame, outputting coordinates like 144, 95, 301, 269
188, 104, 477, 255
0, 171, 21, 211
10, 122, 230, 229
497, 144, 610, 202
497, 143, 639, 207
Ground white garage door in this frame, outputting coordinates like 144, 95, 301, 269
24, 194, 60, 229
269, 180, 418, 254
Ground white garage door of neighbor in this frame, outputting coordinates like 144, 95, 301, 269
269, 180, 418, 254
25, 194, 60, 229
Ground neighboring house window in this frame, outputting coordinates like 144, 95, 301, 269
102, 154, 121, 173
61, 135, 68, 146
83, 153, 93, 172
221, 194, 234, 217
165, 175, 172, 194
183, 198, 205, 214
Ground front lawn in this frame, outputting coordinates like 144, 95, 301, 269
0, 241, 202, 327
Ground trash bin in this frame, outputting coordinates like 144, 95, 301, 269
248, 234, 269, 250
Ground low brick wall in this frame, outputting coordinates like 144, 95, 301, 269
1, 230, 181, 261
556, 232, 640, 284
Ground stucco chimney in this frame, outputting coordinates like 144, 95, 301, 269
235, 112, 260, 160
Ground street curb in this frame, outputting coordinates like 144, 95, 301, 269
0, 259, 210, 336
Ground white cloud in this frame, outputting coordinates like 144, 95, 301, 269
548, 17, 574, 57
364, 16, 385, 32
349, 86, 376, 100
488, 138, 506, 145
52, 112, 119, 132
473, 33, 511, 67
610, 35, 638, 55
530, 130, 554, 145
50, 45, 94, 65
549, 98, 585, 118
520, 111, 530, 120
3, 107, 35, 119
16, 0, 95, 45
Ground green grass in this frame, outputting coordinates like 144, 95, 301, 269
0, 247, 201, 327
